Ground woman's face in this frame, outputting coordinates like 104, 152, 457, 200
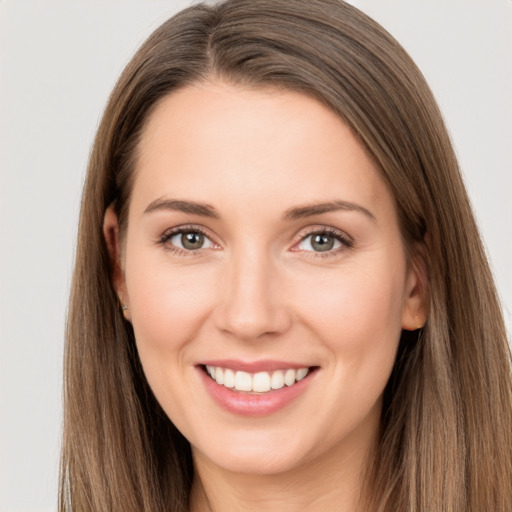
107, 81, 425, 476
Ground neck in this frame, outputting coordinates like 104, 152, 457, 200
189, 428, 376, 512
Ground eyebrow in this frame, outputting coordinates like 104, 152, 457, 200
143, 197, 375, 222
144, 198, 220, 218
282, 200, 376, 222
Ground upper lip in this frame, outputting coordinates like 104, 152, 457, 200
197, 359, 314, 373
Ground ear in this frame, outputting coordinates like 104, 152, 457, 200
103, 204, 131, 321
401, 244, 429, 331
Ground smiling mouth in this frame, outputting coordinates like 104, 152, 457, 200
201, 365, 317, 394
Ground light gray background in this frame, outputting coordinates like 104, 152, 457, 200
1, 1, 510, 510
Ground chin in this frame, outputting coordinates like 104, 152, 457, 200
191, 425, 320, 476
205, 448, 306, 476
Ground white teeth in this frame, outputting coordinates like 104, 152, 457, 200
224, 368, 235, 388
296, 367, 308, 381
205, 365, 310, 393
284, 369, 296, 386
207, 366, 216, 379
214, 367, 224, 385
253, 372, 271, 392
235, 371, 252, 391
270, 370, 285, 390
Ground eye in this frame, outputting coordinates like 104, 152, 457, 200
298, 233, 341, 252
171, 231, 212, 250
294, 228, 353, 254
158, 227, 217, 252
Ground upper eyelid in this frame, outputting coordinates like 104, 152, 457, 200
294, 225, 353, 242
159, 224, 215, 240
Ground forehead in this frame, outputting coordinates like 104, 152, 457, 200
132, 81, 395, 223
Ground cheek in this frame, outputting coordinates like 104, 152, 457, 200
293, 259, 406, 367
124, 258, 222, 431
124, 255, 218, 368
292, 260, 406, 434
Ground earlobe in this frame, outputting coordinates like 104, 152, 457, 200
401, 248, 429, 331
103, 204, 131, 319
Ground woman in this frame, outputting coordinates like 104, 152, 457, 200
60, 0, 512, 510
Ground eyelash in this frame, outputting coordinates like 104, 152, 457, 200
156, 225, 354, 258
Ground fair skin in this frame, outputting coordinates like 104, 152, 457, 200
104, 81, 427, 511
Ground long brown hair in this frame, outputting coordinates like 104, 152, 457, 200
61, 1, 512, 510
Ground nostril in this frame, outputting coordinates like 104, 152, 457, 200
213, 304, 293, 341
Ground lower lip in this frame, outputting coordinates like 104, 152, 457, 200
198, 367, 315, 417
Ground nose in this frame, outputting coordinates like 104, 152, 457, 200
213, 247, 292, 341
